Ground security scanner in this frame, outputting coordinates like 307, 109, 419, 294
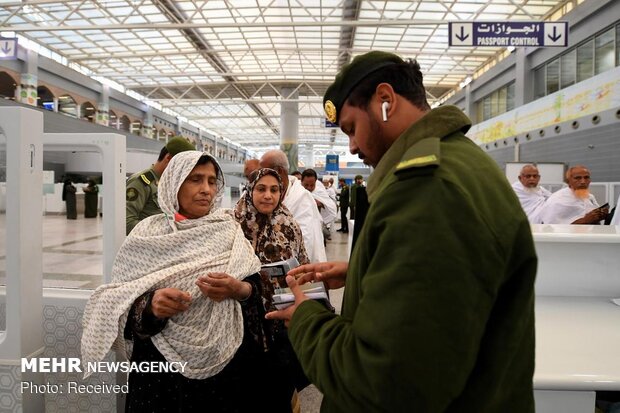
0, 107, 45, 411
532, 224, 620, 413
0, 106, 126, 411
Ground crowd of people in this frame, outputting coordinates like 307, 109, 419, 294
80, 50, 618, 413
512, 163, 616, 225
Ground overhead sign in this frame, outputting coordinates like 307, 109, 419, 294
323, 118, 339, 128
0, 37, 18, 60
325, 154, 339, 172
449, 22, 568, 48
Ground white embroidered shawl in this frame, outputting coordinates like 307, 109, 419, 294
81, 151, 261, 379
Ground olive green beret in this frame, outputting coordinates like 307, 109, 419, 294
323, 51, 404, 125
166, 136, 195, 156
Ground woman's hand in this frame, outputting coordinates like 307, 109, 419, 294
196, 273, 252, 302
150, 288, 192, 319
287, 261, 348, 290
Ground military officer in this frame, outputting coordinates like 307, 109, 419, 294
126, 137, 195, 234
349, 174, 364, 219
267, 51, 537, 412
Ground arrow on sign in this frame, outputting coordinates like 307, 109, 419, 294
455, 26, 469, 42
1, 41, 12, 54
547, 26, 562, 42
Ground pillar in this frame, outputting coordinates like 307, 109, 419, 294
96, 84, 110, 126
18, 49, 38, 106
280, 87, 299, 173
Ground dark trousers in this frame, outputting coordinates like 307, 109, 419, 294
340, 205, 349, 231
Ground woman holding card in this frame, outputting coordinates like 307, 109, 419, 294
234, 167, 311, 409
82, 151, 285, 412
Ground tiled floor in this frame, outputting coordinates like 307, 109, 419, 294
1, 213, 350, 412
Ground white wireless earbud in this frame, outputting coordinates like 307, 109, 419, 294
381, 101, 390, 122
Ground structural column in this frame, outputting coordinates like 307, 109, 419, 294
515, 48, 531, 106
464, 84, 475, 120
142, 107, 154, 139
96, 84, 110, 126
280, 87, 299, 173
18, 49, 38, 106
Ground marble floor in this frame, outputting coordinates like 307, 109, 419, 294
0, 214, 350, 412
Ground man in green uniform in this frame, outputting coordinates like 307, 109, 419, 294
267, 52, 537, 412
126, 137, 195, 234
336, 178, 349, 233
348, 174, 363, 219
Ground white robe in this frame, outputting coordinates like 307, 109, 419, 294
312, 183, 338, 226
539, 186, 599, 224
283, 176, 327, 263
612, 194, 620, 225
511, 181, 552, 224
325, 185, 338, 204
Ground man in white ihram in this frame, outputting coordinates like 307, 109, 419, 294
301, 169, 338, 241
260, 150, 327, 262
540, 165, 609, 224
511, 164, 552, 224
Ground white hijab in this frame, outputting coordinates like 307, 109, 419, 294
81, 151, 261, 379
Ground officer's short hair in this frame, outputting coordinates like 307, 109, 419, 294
347, 59, 430, 112
158, 146, 169, 161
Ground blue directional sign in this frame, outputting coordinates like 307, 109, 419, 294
0, 37, 18, 60
325, 154, 339, 172
449, 22, 568, 48
324, 119, 339, 128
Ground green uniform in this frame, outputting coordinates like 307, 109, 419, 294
126, 167, 161, 235
289, 106, 536, 412
339, 185, 349, 210
349, 183, 362, 218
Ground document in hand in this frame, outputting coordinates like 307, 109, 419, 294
261, 257, 329, 310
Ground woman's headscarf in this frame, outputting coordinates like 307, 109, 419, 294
235, 168, 309, 265
82, 151, 261, 380
234, 168, 309, 311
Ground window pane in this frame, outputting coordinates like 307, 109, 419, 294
617, 24, 620, 67
490, 90, 499, 118
506, 82, 515, 111
560, 50, 576, 88
498, 86, 507, 115
483, 96, 491, 121
577, 39, 593, 82
546, 59, 560, 95
595, 28, 615, 74
534, 66, 546, 99
477, 101, 484, 123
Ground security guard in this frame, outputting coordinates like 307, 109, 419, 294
126, 137, 195, 234
267, 51, 537, 412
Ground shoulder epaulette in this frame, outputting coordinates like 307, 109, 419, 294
395, 137, 441, 178
140, 171, 156, 186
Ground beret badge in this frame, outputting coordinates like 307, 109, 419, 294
324, 100, 337, 123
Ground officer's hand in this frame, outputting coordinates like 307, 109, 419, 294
265, 275, 309, 327
151, 288, 191, 319
288, 261, 348, 290
196, 273, 252, 302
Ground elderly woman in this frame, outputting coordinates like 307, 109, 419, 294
234, 168, 311, 410
82, 151, 276, 412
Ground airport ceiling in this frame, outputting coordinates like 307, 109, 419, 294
1, 0, 573, 152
